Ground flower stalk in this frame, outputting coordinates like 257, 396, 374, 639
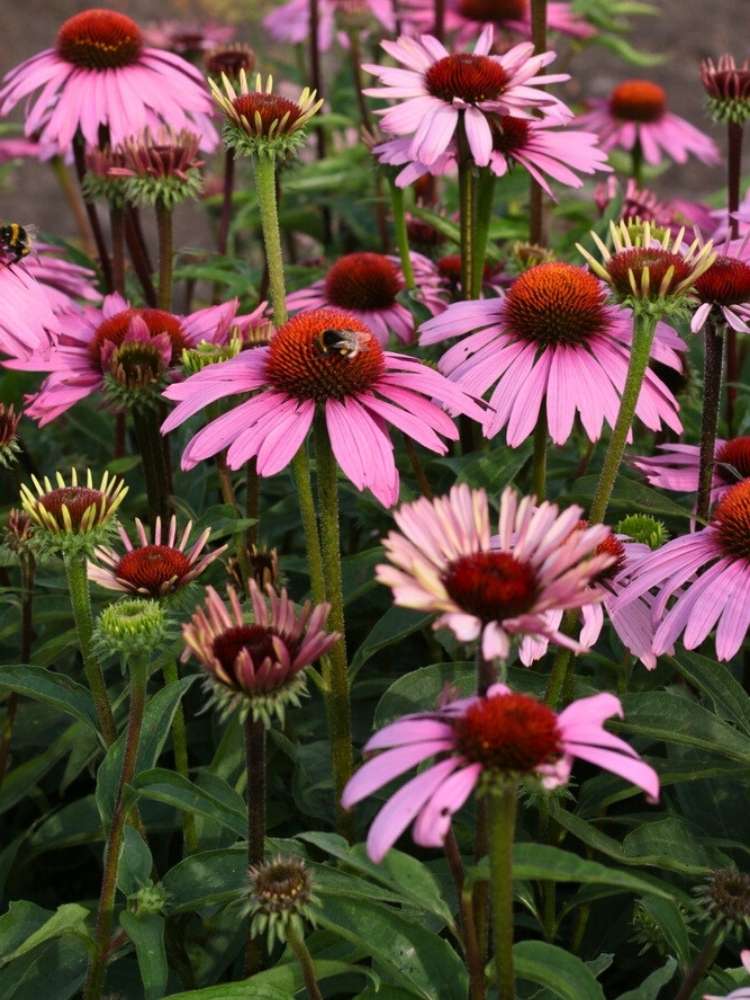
389, 182, 416, 291
529, 0, 548, 246
132, 408, 172, 523
245, 716, 267, 974
531, 405, 547, 502
725, 120, 744, 433
696, 318, 725, 523
109, 204, 126, 296
161, 657, 197, 853
457, 123, 476, 300
286, 925, 323, 1000
488, 782, 518, 1000
72, 133, 113, 292
156, 200, 173, 311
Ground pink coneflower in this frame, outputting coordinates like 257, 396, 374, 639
705, 951, 750, 1000
0, 259, 57, 359
633, 437, 750, 507
690, 254, 750, 334
162, 308, 483, 507
364, 26, 570, 169
8, 293, 241, 425
595, 177, 718, 240
419, 262, 684, 447
0, 8, 218, 151
24, 244, 100, 310
576, 80, 719, 167
401, 0, 594, 44
342, 683, 659, 861
286, 252, 446, 345
88, 515, 227, 598
142, 19, 235, 57
263, 0, 396, 53
377, 484, 615, 660
183, 580, 338, 725
0, 136, 44, 164
615, 479, 750, 661
373, 134, 456, 187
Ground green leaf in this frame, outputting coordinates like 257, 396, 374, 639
513, 941, 605, 1000
409, 207, 502, 262
313, 895, 467, 999
434, 441, 532, 493
117, 826, 153, 896
633, 899, 691, 971
615, 958, 678, 999
0, 665, 98, 734
0, 937, 89, 1000
0, 902, 89, 967
510, 843, 674, 899
119, 911, 167, 1000
350, 608, 432, 676
162, 847, 248, 912
670, 653, 750, 736
95, 676, 196, 822
132, 768, 246, 838
163, 960, 378, 998
567, 475, 693, 521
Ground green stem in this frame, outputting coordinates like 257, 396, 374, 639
472, 170, 496, 298
402, 433, 433, 499
588, 309, 658, 524
630, 137, 644, 187
531, 404, 547, 501
110, 204, 126, 296
246, 459, 259, 548
83, 656, 149, 1000
488, 784, 518, 1000
64, 554, 116, 745
389, 182, 416, 290
50, 154, 95, 256
544, 610, 577, 709
132, 408, 172, 523
156, 201, 173, 311
244, 716, 266, 975
529, 0, 547, 246
215, 453, 252, 588
314, 416, 354, 840
253, 155, 288, 326
458, 124, 476, 301
292, 448, 326, 607
696, 319, 724, 524
445, 833, 485, 999
287, 926, 323, 1000
161, 658, 197, 853
674, 926, 721, 1000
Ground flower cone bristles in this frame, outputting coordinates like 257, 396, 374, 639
701, 56, 750, 124
615, 514, 669, 551
245, 855, 318, 949
94, 598, 168, 658
695, 869, 750, 937
0, 403, 21, 468
209, 70, 323, 159
112, 128, 204, 209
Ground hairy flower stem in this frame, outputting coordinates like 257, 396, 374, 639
544, 610, 577, 709
50, 154, 95, 256
402, 433, 434, 499
124, 207, 157, 307
133, 408, 172, 523
83, 655, 149, 1000
245, 717, 267, 975
473, 170, 496, 296
287, 926, 323, 1000
531, 404, 547, 501
445, 832, 486, 999
156, 201, 174, 311
696, 319, 725, 523
589, 310, 658, 524
73, 134, 113, 292
217, 148, 236, 257
161, 658, 197, 853
64, 554, 116, 746
389, 182, 416, 290
726, 121, 743, 434
488, 784, 518, 1000
529, 0, 547, 246
0, 551, 34, 785
674, 926, 721, 1000
246, 459, 259, 547
109, 204, 126, 296
457, 124, 476, 301
473, 648, 497, 964
314, 417, 354, 840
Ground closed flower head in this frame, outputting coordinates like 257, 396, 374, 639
701, 56, 750, 123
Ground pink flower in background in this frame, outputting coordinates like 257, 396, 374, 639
0, 136, 44, 164
162, 308, 484, 507
142, 19, 236, 56
373, 134, 456, 186
364, 26, 570, 168
25, 244, 100, 310
0, 8, 218, 151
633, 437, 750, 507
419, 262, 684, 447
286, 251, 446, 345
376, 484, 615, 660
0, 260, 57, 359
704, 951, 750, 1000
342, 684, 659, 861
594, 177, 717, 240
401, 0, 594, 44
89, 515, 227, 598
576, 79, 719, 167
8, 293, 241, 425
264, 0, 396, 51
615, 479, 750, 662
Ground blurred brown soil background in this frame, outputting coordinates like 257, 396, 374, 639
0, 0, 748, 241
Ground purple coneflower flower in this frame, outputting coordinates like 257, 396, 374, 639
615, 479, 750, 662
364, 26, 570, 168
690, 253, 750, 334
0, 8, 218, 150
142, 19, 236, 57
24, 243, 100, 310
419, 261, 684, 447
633, 437, 750, 507
342, 683, 659, 861
401, 0, 594, 44
162, 308, 483, 507
286, 251, 446, 345
376, 484, 615, 660
576, 79, 719, 167
263, 0, 396, 52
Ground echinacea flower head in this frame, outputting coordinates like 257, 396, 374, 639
401, 0, 594, 43
245, 855, 318, 949
577, 219, 716, 312
364, 27, 571, 169
20, 468, 127, 555
691, 254, 750, 334
0, 8, 218, 151
88, 515, 226, 599
82, 144, 130, 206
205, 43, 256, 81
615, 478, 750, 662
615, 514, 669, 551
4, 508, 34, 553
162, 307, 484, 507
376, 484, 616, 660
342, 684, 659, 861
696, 869, 750, 937
142, 19, 235, 58
10, 293, 242, 423
420, 260, 684, 446
209, 71, 323, 160
633, 437, 750, 507
183, 581, 338, 726
263, 0, 396, 53
701, 56, 750, 124
0, 403, 21, 468
286, 251, 446, 345
94, 597, 168, 659
108, 128, 204, 208
704, 950, 750, 1000
575, 79, 719, 167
